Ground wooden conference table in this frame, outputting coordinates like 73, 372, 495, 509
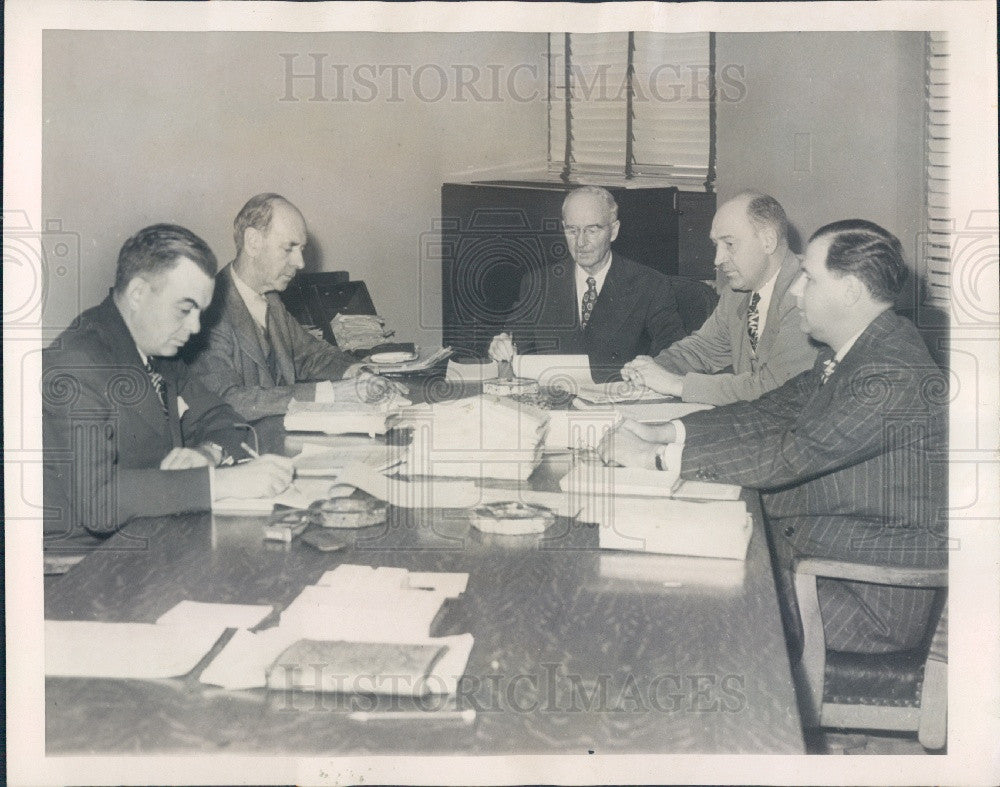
45, 389, 804, 755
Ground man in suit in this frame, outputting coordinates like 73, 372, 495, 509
599, 220, 947, 654
621, 192, 817, 404
488, 186, 686, 383
43, 224, 294, 550
186, 193, 402, 419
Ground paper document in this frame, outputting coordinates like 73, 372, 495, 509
283, 399, 394, 436
213, 477, 349, 515
293, 439, 405, 477
573, 381, 671, 405
446, 360, 498, 383
45, 620, 228, 679
562, 463, 741, 501
363, 346, 453, 374
155, 601, 274, 630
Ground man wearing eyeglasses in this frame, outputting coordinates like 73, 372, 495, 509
488, 186, 686, 383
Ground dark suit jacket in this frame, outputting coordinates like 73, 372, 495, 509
679, 310, 948, 653
43, 295, 249, 547
184, 265, 355, 420
506, 254, 686, 382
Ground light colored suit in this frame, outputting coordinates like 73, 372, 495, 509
678, 310, 948, 653
185, 265, 355, 420
653, 251, 817, 404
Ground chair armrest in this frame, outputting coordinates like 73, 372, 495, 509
795, 558, 947, 588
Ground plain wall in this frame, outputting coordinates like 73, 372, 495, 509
715, 32, 926, 278
42, 31, 550, 347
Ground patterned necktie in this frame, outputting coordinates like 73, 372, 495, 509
143, 359, 168, 414
581, 276, 598, 329
820, 358, 838, 385
262, 299, 283, 385
746, 291, 762, 352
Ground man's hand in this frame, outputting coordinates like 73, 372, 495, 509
487, 332, 516, 363
597, 423, 660, 469
213, 455, 294, 500
621, 356, 684, 397
616, 417, 677, 445
354, 371, 409, 403
160, 447, 213, 470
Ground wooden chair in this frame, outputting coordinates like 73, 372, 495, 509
667, 275, 719, 335
793, 558, 948, 750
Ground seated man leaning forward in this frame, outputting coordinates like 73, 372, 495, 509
621, 191, 817, 405
600, 220, 947, 654
489, 185, 686, 383
185, 193, 403, 420
43, 224, 294, 549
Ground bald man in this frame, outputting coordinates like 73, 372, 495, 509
489, 186, 686, 383
186, 193, 400, 419
622, 192, 816, 405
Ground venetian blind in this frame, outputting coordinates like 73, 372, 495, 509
923, 31, 950, 304
548, 32, 715, 188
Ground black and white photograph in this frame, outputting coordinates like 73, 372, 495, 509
4, 1, 998, 784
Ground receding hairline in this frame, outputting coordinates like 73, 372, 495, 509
561, 186, 619, 221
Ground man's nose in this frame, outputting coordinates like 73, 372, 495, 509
714, 246, 727, 267
789, 273, 805, 299
186, 310, 201, 334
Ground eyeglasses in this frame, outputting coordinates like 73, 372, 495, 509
563, 224, 611, 241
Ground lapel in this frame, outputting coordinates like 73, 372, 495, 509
95, 295, 177, 445
585, 255, 641, 337
756, 250, 802, 356
218, 266, 275, 383
151, 357, 184, 446
264, 292, 298, 385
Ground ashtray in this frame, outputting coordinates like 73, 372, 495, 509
309, 497, 388, 529
468, 501, 555, 535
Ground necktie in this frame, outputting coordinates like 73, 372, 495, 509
746, 292, 761, 352
262, 300, 282, 385
820, 358, 838, 385
143, 359, 168, 415
581, 276, 598, 329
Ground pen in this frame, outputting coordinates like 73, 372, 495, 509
240, 442, 260, 459
347, 708, 476, 724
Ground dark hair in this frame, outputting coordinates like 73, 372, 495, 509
114, 224, 217, 293
810, 219, 908, 303
735, 190, 789, 243
233, 192, 288, 255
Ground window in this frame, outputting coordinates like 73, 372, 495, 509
922, 31, 950, 305
548, 32, 715, 189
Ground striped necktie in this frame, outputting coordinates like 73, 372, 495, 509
581, 276, 598, 329
143, 359, 168, 414
746, 292, 762, 352
820, 358, 838, 385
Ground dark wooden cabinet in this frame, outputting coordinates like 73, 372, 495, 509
441, 181, 716, 357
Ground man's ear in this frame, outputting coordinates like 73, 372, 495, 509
840, 273, 865, 306
758, 226, 778, 256
609, 219, 621, 243
122, 275, 150, 310
243, 227, 262, 257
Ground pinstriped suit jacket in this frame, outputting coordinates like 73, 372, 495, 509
679, 310, 948, 652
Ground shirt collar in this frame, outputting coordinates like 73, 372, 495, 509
833, 326, 867, 363
575, 251, 614, 295
231, 267, 269, 327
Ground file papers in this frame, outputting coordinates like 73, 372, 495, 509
284, 399, 397, 436
363, 346, 454, 374
45, 620, 229, 679
397, 395, 549, 481
292, 439, 405, 477
561, 462, 741, 501
198, 565, 474, 695
213, 477, 352, 515
589, 496, 753, 561
154, 601, 274, 630
571, 398, 714, 421
446, 355, 593, 387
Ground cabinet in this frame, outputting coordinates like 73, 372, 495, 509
441, 181, 716, 357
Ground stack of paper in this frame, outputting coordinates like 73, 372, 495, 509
212, 477, 349, 515
292, 439, 405, 477
585, 496, 752, 561
397, 395, 549, 481
284, 399, 397, 436
330, 313, 394, 351
198, 564, 474, 695
363, 346, 453, 374
561, 462, 741, 501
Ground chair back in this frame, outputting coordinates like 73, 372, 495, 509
668, 275, 719, 335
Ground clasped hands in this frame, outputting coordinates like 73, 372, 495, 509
619, 355, 684, 397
